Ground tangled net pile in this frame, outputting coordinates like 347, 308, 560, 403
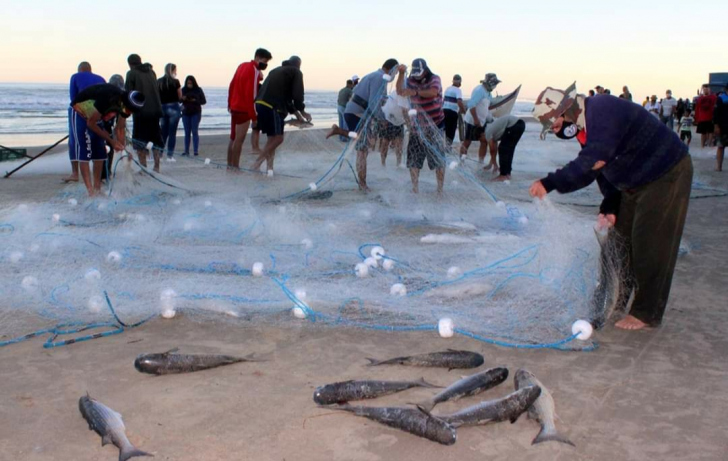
1, 79, 616, 351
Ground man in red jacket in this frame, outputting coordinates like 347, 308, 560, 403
227, 48, 272, 170
695, 84, 717, 148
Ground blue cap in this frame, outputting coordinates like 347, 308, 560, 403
411, 58, 428, 78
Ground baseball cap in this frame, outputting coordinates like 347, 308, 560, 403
351, 74, 360, 82
410, 58, 428, 78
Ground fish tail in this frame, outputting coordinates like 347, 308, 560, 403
364, 357, 381, 366
119, 446, 153, 461
532, 427, 575, 447
416, 377, 443, 389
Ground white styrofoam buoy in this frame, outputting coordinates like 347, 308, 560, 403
145, 142, 154, 151
355, 263, 369, 278
364, 257, 378, 268
106, 251, 122, 263
84, 269, 101, 281
370, 246, 385, 260
183, 221, 194, 231
301, 238, 313, 249
204, 158, 211, 165
382, 73, 393, 82
438, 318, 455, 338
10, 251, 24, 263
408, 109, 418, 117
97, 203, 107, 210
204, 200, 212, 208
21, 275, 39, 290
160, 288, 177, 319
252, 262, 264, 277
460, 154, 466, 161
68, 198, 78, 206
518, 216, 529, 224
52, 213, 61, 223
504, 179, 511, 185
348, 131, 358, 139
267, 170, 274, 177
309, 182, 318, 191
449, 161, 459, 170
292, 306, 307, 319
360, 210, 372, 219
382, 259, 395, 271
390, 283, 407, 296
294, 289, 307, 300
447, 266, 462, 279
88, 295, 105, 314
496, 201, 506, 208
172, 199, 182, 205
571, 320, 593, 340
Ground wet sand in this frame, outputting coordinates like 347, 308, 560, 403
1, 130, 727, 460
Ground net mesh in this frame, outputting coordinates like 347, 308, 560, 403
1, 75, 622, 351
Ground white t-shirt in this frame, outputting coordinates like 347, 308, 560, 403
660, 97, 678, 117
645, 102, 661, 118
443, 85, 462, 112
464, 84, 492, 127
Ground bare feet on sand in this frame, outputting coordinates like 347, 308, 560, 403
615, 315, 649, 330
62, 176, 79, 183
326, 124, 339, 140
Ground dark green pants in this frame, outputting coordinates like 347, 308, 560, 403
614, 155, 693, 326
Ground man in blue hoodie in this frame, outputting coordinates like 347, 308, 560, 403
530, 85, 692, 331
65, 62, 105, 183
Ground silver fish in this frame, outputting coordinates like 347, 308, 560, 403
79, 394, 152, 461
437, 385, 541, 427
314, 378, 441, 405
514, 369, 575, 446
416, 367, 509, 412
366, 349, 484, 369
134, 349, 261, 375
330, 404, 457, 445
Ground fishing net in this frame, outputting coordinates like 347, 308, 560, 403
1, 75, 637, 351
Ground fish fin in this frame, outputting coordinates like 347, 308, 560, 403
416, 377, 443, 389
364, 357, 381, 366
119, 446, 153, 461
532, 428, 575, 447
242, 353, 267, 362
414, 402, 434, 414
102, 434, 112, 446
162, 348, 179, 355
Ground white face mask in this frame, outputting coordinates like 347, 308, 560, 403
172, 73, 177, 79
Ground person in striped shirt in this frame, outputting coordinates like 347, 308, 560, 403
396, 59, 446, 194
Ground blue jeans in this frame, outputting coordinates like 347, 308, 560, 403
182, 113, 202, 155
160, 103, 182, 157
337, 104, 348, 141
662, 115, 674, 131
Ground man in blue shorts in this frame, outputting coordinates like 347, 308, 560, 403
66, 62, 105, 183
71, 84, 145, 196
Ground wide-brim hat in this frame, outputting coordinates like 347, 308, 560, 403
532, 82, 578, 132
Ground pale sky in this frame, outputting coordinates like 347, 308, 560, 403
2, 0, 725, 100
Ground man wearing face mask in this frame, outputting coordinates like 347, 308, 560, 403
529, 83, 692, 331
461, 73, 500, 170
396, 58, 446, 194
227, 48, 272, 170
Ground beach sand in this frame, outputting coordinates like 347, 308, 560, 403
1, 128, 727, 460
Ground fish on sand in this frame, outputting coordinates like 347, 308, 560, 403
314, 378, 441, 405
134, 348, 261, 375
365, 349, 484, 370
514, 369, 575, 446
416, 367, 509, 412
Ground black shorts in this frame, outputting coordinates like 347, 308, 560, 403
132, 114, 163, 148
255, 103, 286, 137
680, 130, 692, 141
406, 123, 445, 170
464, 122, 485, 141
696, 121, 714, 134
718, 132, 728, 147
379, 120, 404, 140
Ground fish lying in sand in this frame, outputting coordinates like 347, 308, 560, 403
366, 349, 484, 370
313, 378, 441, 405
437, 386, 541, 427
514, 369, 575, 446
79, 394, 152, 461
416, 367, 509, 412
134, 349, 261, 375
285, 119, 314, 129
329, 404, 457, 445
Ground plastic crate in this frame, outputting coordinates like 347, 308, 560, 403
0, 148, 27, 162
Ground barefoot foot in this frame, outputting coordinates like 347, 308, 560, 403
325, 124, 339, 140
615, 315, 649, 331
